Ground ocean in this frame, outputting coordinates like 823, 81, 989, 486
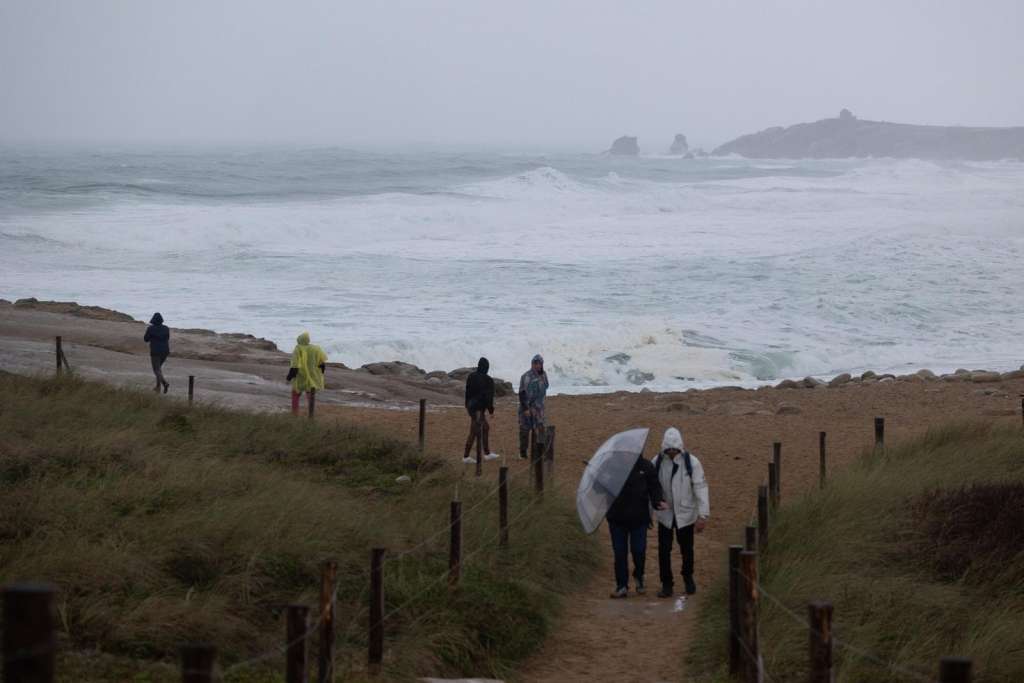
1, 146, 1022, 393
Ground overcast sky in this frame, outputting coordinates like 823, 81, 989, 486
2, 0, 1022, 149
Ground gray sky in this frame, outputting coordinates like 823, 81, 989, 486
2, 0, 1022, 149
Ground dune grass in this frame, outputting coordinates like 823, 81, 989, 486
0, 371, 598, 681
686, 421, 1024, 682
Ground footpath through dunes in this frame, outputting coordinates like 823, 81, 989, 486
332, 377, 1024, 682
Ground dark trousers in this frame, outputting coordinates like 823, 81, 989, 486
608, 521, 647, 589
519, 426, 546, 458
464, 410, 490, 457
658, 521, 694, 589
150, 353, 168, 388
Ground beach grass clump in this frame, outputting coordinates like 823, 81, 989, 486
685, 420, 1024, 682
0, 371, 598, 681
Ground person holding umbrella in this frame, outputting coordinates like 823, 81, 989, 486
575, 428, 668, 599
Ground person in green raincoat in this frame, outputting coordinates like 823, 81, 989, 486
286, 332, 328, 415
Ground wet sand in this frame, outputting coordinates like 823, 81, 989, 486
2, 301, 1022, 681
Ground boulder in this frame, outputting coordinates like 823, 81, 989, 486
627, 369, 655, 385
970, 371, 1002, 383
940, 373, 968, 382
609, 136, 639, 156
775, 379, 801, 389
829, 373, 852, 387
394, 475, 412, 484
669, 133, 689, 155
879, 376, 895, 384
877, 374, 896, 381
915, 369, 938, 381
955, 368, 970, 375
802, 376, 824, 388
494, 379, 514, 397
447, 367, 475, 381
861, 370, 877, 380
1000, 369, 1024, 381
362, 361, 426, 378
776, 403, 801, 415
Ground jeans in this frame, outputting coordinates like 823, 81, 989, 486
658, 521, 695, 589
150, 353, 168, 388
608, 521, 647, 590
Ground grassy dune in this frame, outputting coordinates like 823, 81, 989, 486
686, 421, 1024, 682
0, 372, 598, 681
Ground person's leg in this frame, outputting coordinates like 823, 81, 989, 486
629, 524, 647, 589
150, 355, 165, 391
518, 427, 529, 458
480, 413, 491, 454
678, 523, 696, 593
608, 522, 629, 593
291, 390, 301, 416
464, 412, 478, 458
657, 522, 675, 593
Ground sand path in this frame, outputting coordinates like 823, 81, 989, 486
334, 381, 1023, 682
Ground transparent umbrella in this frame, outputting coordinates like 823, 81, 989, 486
576, 427, 650, 534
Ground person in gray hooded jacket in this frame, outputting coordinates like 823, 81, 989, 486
652, 427, 710, 597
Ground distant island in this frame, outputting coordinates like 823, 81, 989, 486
713, 109, 1024, 160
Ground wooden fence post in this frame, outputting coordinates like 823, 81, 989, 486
308, 389, 316, 419
544, 425, 556, 481
874, 417, 885, 450
55, 337, 62, 376
745, 525, 757, 552
819, 431, 827, 488
3, 582, 56, 683
418, 399, 426, 451
757, 486, 769, 550
499, 466, 509, 548
318, 560, 337, 683
739, 551, 761, 683
188, 375, 195, 405
939, 657, 972, 683
768, 462, 778, 509
181, 644, 216, 683
532, 429, 544, 494
449, 501, 462, 587
368, 548, 385, 675
728, 545, 743, 676
286, 604, 310, 683
772, 442, 782, 502
808, 601, 834, 683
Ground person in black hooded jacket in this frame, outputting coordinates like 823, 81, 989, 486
462, 357, 499, 464
143, 312, 170, 393
605, 456, 667, 598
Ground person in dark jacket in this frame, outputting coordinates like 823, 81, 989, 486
605, 456, 668, 598
143, 312, 170, 393
463, 357, 500, 464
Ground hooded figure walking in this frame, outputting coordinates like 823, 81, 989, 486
286, 332, 327, 416
143, 313, 170, 393
463, 357, 500, 464
517, 354, 549, 459
653, 427, 710, 597
606, 454, 668, 598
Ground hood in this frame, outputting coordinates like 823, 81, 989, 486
532, 353, 544, 365
149, 312, 163, 325
296, 331, 310, 345
477, 357, 489, 374
661, 427, 684, 453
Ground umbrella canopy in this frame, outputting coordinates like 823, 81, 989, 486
576, 427, 650, 534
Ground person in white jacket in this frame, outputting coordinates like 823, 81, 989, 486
652, 427, 710, 597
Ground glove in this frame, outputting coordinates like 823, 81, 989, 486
286, 368, 298, 382
318, 363, 326, 374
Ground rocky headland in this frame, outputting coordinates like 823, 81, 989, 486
713, 109, 1024, 160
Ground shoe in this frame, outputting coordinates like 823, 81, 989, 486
162, 381, 170, 394
635, 580, 646, 595
684, 577, 697, 595
609, 587, 628, 599
484, 452, 501, 461
462, 456, 476, 464
656, 586, 673, 599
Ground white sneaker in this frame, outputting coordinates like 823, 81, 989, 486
462, 456, 476, 464
484, 452, 501, 461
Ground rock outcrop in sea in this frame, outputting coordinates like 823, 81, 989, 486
668, 133, 688, 155
713, 109, 1024, 160
609, 136, 639, 156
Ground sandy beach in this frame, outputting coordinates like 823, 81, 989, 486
2, 299, 1022, 681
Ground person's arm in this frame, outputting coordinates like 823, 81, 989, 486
644, 461, 667, 509
144, 327, 151, 342
318, 348, 327, 374
693, 459, 710, 519
486, 378, 495, 414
